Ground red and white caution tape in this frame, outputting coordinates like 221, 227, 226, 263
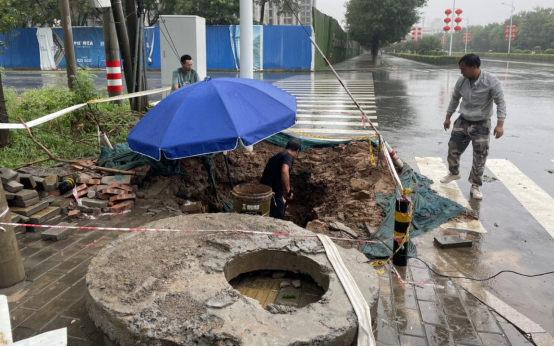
0, 221, 387, 244
390, 262, 445, 289
81, 210, 131, 220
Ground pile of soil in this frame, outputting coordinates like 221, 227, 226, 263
171, 140, 395, 240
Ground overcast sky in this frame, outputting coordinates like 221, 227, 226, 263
316, 0, 553, 29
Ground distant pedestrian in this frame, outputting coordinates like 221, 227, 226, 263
171, 54, 199, 92
260, 139, 301, 219
441, 53, 507, 200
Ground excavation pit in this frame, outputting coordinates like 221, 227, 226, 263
86, 214, 379, 345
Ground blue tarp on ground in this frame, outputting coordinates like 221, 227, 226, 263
263, 26, 312, 70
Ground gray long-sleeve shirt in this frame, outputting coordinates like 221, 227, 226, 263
447, 71, 507, 122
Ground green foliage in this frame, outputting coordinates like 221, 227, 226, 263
6, 0, 98, 27
345, 0, 427, 58
387, 53, 459, 65
544, 48, 554, 54
514, 48, 523, 53
534, 46, 542, 53
0, 70, 139, 168
144, 0, 241, 25
522, 49, 532, 54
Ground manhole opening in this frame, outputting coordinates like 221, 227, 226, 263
224, 250, 329, 310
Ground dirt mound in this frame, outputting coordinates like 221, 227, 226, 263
171, 141, 395, 239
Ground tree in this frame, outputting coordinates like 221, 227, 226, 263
0, 0, 17, 147
345, 0, 427, 62
254, 0, 300, 24
144, 0, 241, 26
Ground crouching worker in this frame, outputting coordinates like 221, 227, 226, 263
260, 139, 301, 219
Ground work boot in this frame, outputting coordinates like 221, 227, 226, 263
440, 172, 461, 184
470, 185, 483, 200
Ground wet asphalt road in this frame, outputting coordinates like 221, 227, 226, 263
3, 54, 554, 334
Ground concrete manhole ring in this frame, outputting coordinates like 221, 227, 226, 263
86, 214, 379, 345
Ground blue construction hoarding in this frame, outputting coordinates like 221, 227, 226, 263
1, 25, 333, 71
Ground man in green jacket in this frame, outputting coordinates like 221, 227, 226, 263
171, 54, 199, 92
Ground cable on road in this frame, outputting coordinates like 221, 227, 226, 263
372, 237, 554, 281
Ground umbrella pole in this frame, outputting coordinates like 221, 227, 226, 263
224, 154, 234, 190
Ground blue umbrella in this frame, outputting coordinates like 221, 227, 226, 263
127, 77, 297, 160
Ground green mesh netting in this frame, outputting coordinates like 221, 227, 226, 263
98, 144, 182, 176
361, 164, 473, 258
266, 132, 377, 150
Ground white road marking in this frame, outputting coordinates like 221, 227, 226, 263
297, 102, 375, 107
297, 109, 374, 115
487, 159, 554, 239
296, 120, 373, 126
296, 97, 376, 101
297, 114, 377, 119
295, 98, 375, 103
296, 105, 376, 109
415, 157, 487, 233
289, 128, 376, 135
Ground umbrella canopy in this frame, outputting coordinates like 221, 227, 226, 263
127, 78, 296, 160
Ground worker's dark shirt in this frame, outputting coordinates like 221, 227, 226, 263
260, 151, 293, 197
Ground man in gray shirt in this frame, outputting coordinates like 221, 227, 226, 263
441, 53, 507, 200
171, 54, 199, 92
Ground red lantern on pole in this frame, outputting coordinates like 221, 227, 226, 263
412, 27, 416, 30
505, 35, 509, 39
454, 25, 462, 32
443, 25, 451, 32
444, 17, 451, 23
455, 17, 462, 23
411, 36, 416, 40
455, 9, 463, 15
511, 35, 516, 39
445, 9, 452, 15
512, 25, 517, 29
505, 25, 510, 29
418, 27, 422, 30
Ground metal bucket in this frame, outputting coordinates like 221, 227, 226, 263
231, 184, 273, 216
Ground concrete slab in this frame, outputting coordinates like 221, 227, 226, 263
0, 168, 19, 184
144, 180, 170, 199
10, 201, 50, 217
9, 196, 40, 208
41, 222, 78, 241
29, 206, 61, 225
80, 198, 109, 209
19, 174, 37, 189
5, 191, 15, 200
27, 214, 62, 233
43, 175, 58, 192
434, 235, 473, 249
13, 189, 39, 201
4, 180, 24, 193
101, 175, 132, 185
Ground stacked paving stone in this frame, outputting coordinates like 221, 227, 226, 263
1, 167, 63, 233
65, 174, 137, 218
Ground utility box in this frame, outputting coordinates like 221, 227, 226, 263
89, 0, 111, 8
160, 15, 206, 96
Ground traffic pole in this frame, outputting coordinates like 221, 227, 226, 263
102, 10, 123, 101
392, 196, 412, 267
0, 184, 25, 288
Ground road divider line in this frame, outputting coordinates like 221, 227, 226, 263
415, 157, 487, 234
487, 159, 554, 239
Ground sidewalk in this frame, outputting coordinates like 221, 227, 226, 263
373, 260, 534, 346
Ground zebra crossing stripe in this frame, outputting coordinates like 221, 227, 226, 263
415, 157, 487, 234
487, 159, 554, 239
296, 97, 376, 100
296, 120, 375, 126
295, 99, 375, 103
296, 115, 378, 119
289, 128, 375, 135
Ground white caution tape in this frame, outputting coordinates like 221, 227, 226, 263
0, 87, 171, 130
317, 234, 376, 346
0, 207, 9, 232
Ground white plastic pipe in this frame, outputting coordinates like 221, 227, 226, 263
240, 0, 254, 79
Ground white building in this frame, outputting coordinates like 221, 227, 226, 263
254, 0, 317, 26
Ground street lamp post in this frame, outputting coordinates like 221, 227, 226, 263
501, 0, 515, 54
464, 18, 470, 53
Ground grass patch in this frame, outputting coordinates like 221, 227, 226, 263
0, 70, 142, 168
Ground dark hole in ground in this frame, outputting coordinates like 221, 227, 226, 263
228, 270, 326, 310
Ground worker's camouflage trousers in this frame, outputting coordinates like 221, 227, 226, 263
447, 116, 491, 187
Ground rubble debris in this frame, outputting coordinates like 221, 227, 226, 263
328, 220, 359, 239
41, 222, 78, 241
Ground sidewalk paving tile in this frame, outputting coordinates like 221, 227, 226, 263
446, 315, 483, 346
11, 326, 37, 342
19, 298, 74, 331
478, 332, 510, 346
379, 277, 391, 296
439, 295, 468, 317
410, 267, 431, 282
424, 324, 455, 346
434, 277, 459, 297
374, 295, 400, 346
396, 308, 425, 337
9, 307, 36, 328
419, 301, 448, 326
25, 259, 63, 281
414, 284, 437, 302
466, 307, 503, 334
61, 297, 87, 320
393, 283, 418, 311
498, 321, 534, 346
399, 334, 427, 346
